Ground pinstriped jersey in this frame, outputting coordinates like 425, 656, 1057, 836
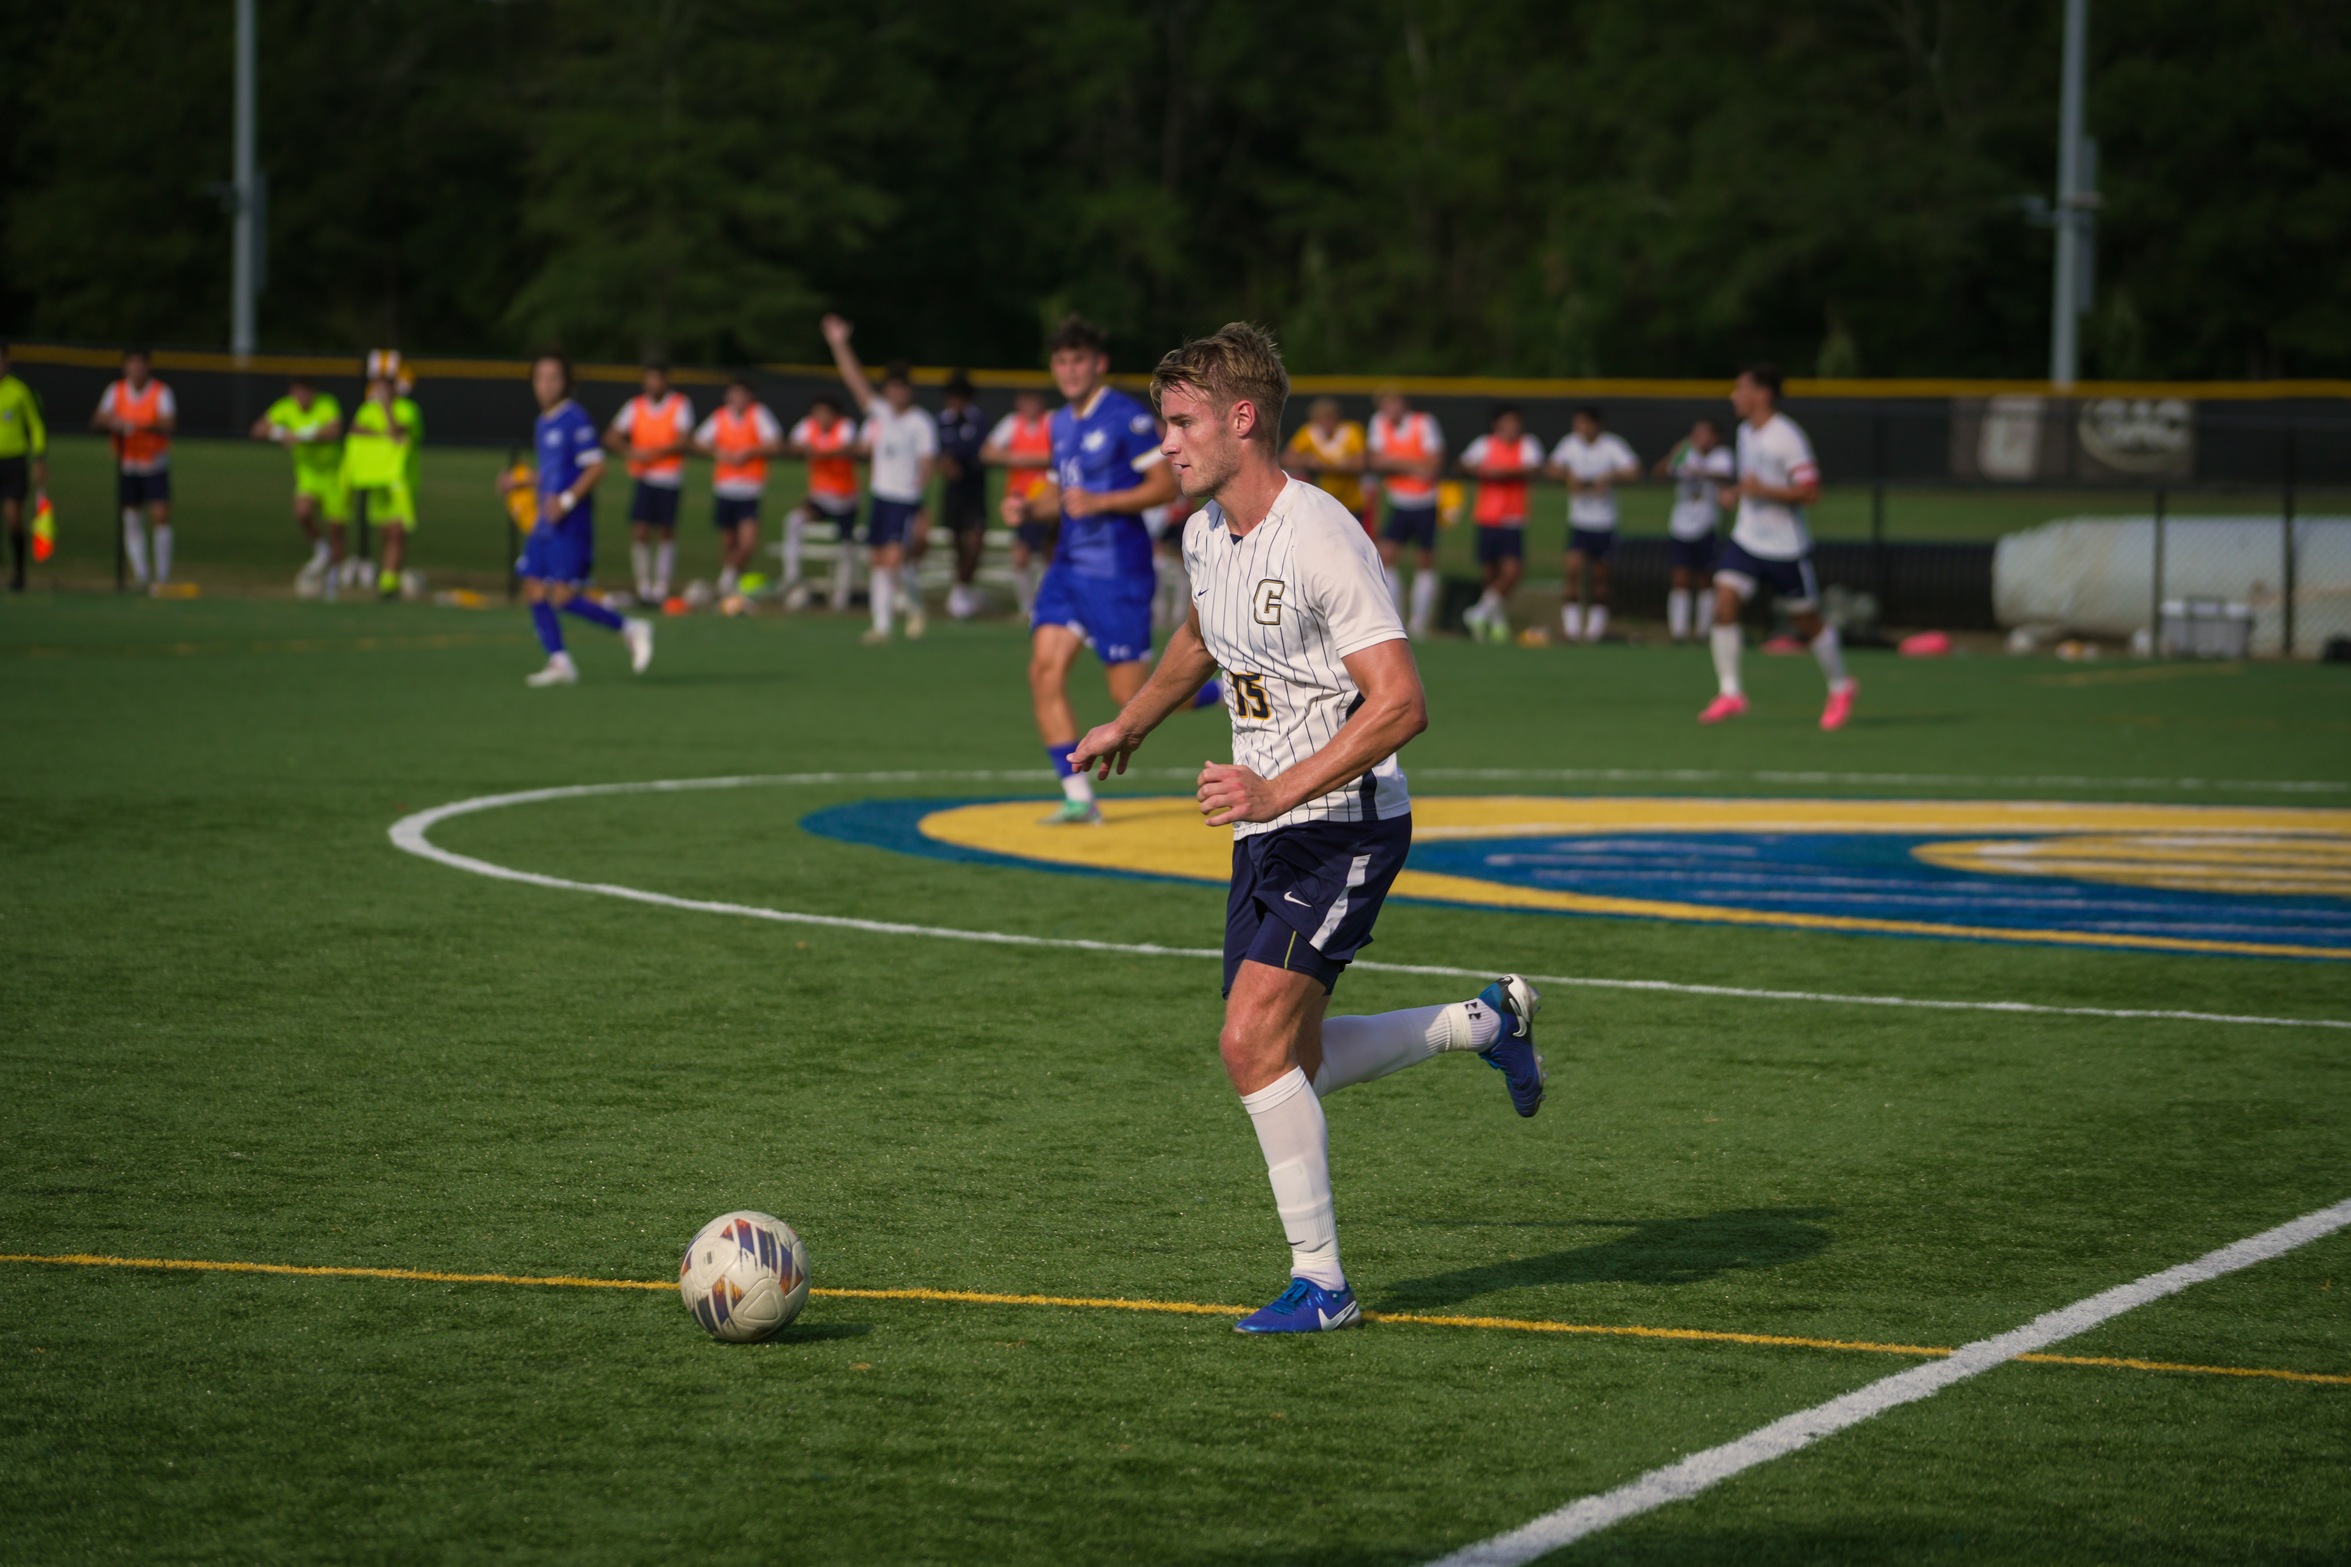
1184, 478, 1413, 839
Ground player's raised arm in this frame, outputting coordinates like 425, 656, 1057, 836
820, 314, 877, 415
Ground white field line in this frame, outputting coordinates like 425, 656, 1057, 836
385, 775, 2351, 1033
1424, 1196, 2351, 1567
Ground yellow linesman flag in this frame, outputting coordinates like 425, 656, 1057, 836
503, 464, 537, 530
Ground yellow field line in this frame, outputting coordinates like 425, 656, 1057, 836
7, 1252, 2343, 1387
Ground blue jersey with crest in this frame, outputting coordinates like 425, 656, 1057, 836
535, 400, 604, 512
1051, 387, 1160, 579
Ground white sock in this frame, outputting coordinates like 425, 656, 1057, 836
1667, 588, 1691, 640
1014, 559, 1039, 617
1240, 1067, 1342, 1289
308, 538, 331, 569
830, 546, 855, 610
871, 564, 895, 632
1313, 999, 1499, 1096
152, 525, 172, 582
1408, 569, 1439, 632
630, 542, 652, 596
1812, 624, 1849, 689
783, 510, 805, 585
1475, 589, 1504, 619
122, 513, 149, 583
717, 565, 738, 596
1060, 769, 1095, 806
1383, 563, 1405, 616
1711, 623, 1743, 697
1562, 602, 1583, 641
654, 540, 675, 598
1697, 588, 1717, 633
1587, 604, 1608, 642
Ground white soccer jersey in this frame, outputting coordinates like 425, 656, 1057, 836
1669, 443, 1736, 539
1731, 412, 1819, 560
1184, 478, 1412, 839
861, 402, 937, 504
1549, 431, 1639, 529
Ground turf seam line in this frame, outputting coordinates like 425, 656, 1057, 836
7, 1253, 2345, 1388
385, 777, 2351, 1032
1421, 1195, 2351, 1567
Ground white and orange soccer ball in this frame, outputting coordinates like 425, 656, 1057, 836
679, 1211, 808, 1342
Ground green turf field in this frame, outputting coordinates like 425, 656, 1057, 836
4, 588, 2349, 1564
30, 435, 2330, 603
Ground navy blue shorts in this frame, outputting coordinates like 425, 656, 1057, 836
119, 470, 171, 508
866, 497, 921, 547
520, 511, 595, 584
1033, 563, 1153, 666
940, 481, 988, 534
1669, 533, 1717, 572
1567, 526, 1617, 560
1224, 813, 1412, 996
1715, 539, 1819, 609
714, 495, 761, 531
0, 457, 27, 503
1475, 525, 1525, 565
630, 481, 681, 528
1383, 502, 1438, 550
805, 499, 857, 538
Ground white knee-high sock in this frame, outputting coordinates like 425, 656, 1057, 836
1587, 604, 1608, 642
1240, 1067, 1342, 1288
1013, 558, 1039, 617
630, 541, 652, 595
1697, 587, 1717, 632
1812, 624, 1849, 688
1383, 563, 1405, 616
717, 564, 739, 596
1711, 623, 1744, 697
829, 544, 854, 610
870, 564, 895, 632
1668, 588, 1691, 640
1408, 569, 1439, 632
122, 512, 150, 583
1314, 999, 1502, 1096
654, 539, 675, 598
1561, 602, 1583, 641
783, 509, 805, 585
151, 525, 173, 583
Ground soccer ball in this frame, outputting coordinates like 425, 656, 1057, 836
679, 1210, 808, 1342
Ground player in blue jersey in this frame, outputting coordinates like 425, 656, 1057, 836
1002, 316, 1181, 823
498, 353, 653, 687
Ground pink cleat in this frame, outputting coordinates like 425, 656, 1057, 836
1698, 692, 1749, 725
1820, 681, 1857, 731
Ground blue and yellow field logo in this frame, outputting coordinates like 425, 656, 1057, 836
803, 796, 2351, 961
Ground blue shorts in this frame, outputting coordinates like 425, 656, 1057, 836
1224, 814, 1413, 996
119, 470, 171, 508
1475, 525, 1525, 565
714, 495, 761, 531
1567, 526, 1616, 560
1033, 564, 1153, 666
866, 497, 921, 547
805, 499, 857, 538
630, 481, 681, 528
1383, 502, 1438, 550
1669, 533, 1717, 572
520, 511, 596, 585
1714, 539, 1819, 609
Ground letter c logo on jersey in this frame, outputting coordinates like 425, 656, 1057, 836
1252, 579, 1286, 625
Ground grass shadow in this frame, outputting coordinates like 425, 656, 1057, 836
1377, 1207, 1836, 1310
756, 1321, 874, 1344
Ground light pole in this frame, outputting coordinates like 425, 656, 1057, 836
2048, 0, 2096, 387
230, 0, 260, 358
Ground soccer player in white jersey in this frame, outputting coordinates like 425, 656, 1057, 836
1071, 324, 1547, 1335
1546, 405, 1639, 643
1702, 365, 1856, 730
824, 315, 939, 643
1655, 416, 1733, 641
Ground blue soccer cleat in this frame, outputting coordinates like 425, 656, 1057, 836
1476, 973, 1546, 1117
1234, 1277, 1362, 1334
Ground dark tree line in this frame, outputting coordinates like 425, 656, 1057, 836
3, 1, 2344, 378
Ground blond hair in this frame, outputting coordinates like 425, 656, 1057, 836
1150, 322, 1289, 447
